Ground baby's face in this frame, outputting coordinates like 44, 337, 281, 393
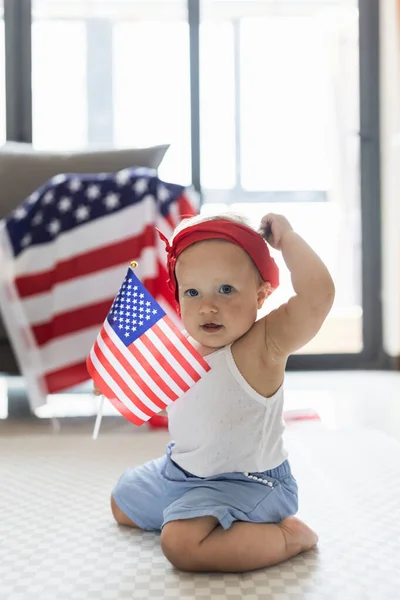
175, 239, 269, 349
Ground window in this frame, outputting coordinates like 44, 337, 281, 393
31, 0, 191, 184
200, 1, 362, 354
239, 17, 331, 193
113, 18, 191, 185
32, 17, 87, 150
200, 21, 236, 190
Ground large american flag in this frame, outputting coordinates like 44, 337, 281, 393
0, 167, 197, 410
87, 265, 210, 426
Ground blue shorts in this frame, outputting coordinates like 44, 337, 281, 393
112, 443, 298, 531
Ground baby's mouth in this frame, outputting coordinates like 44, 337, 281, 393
201, 323, 223, 332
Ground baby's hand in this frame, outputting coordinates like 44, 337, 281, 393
93, 382, 102, 396
260, 213, 293, 251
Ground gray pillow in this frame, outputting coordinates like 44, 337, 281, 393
0, 142, 169, 219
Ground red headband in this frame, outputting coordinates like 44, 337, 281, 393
157, 219, 279, 308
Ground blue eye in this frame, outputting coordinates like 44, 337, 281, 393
220, 285, 233, 294
185, 289, 199, 297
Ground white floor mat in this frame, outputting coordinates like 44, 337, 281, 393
1, 426, 399, 599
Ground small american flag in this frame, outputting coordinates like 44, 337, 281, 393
0, 167, 197, 410
87, 265, 211, 426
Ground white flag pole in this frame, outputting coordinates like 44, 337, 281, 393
92, 394, 105, 440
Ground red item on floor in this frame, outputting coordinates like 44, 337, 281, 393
283, 409, 321, 422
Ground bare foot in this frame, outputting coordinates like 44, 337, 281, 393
278, 517, 319, 557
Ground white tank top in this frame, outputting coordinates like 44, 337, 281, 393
167, 343, 288, 477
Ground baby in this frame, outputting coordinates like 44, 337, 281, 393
96, 212, 335, 573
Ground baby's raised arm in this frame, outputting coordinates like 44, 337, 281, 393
261, 213, 335, 360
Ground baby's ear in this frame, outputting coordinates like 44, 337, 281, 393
257, 281, 271, 308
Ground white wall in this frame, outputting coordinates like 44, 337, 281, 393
380, 0, 400, 358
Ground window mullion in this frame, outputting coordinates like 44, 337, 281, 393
86, 18, 113, 146
4, 0, 32, 142
188, 0, 201, 196
233, 18, 241, 191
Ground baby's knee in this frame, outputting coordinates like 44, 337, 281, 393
110, 495, 138, 528
160, 522, 198, 571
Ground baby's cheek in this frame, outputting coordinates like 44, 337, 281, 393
229, 297, 248, 312
229, 299, 257, 322
179, 302, 194, 325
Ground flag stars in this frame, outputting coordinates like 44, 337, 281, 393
115, 168, 131, 186
48, 219, 61, 236
32, 212, 43, 226
109, 270, 166, 343
75, 205, 90, 221
51, 174, 67, 185
104, 193, 120, 210
157, 185, 170, 202
58, 196, 72, 213
133, 178, 148, 195
27, 191, 40, 204
42, 190, 54, 204
21, 234, 32, 248
13, 206, 27, 220
69, 178, 82, 192
86, 184, 101, 200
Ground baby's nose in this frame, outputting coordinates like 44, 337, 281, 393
199, 297, 218, 314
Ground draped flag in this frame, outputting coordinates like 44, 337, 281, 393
0, 167, 197, 409
86, 264, 210, 426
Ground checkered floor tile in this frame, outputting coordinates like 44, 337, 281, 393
1, 425, 399, 599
